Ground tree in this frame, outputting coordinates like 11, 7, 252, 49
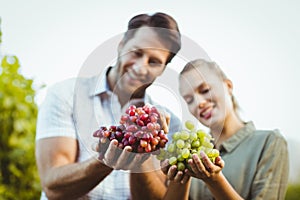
0, 18, 41, 199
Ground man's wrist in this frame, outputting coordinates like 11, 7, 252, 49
91, 158, 113, 174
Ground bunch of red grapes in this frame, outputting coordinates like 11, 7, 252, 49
93, 104, 168, 156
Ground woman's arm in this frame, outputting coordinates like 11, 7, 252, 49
187, 153, 244, 200
250, 131, 289, 199
163, 165, 191, 200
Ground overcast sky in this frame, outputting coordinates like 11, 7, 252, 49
1, 1, 300, 180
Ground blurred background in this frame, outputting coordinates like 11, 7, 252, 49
1, 0, 299, 199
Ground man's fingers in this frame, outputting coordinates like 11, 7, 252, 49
114, 146, 132, 170
157, 108, 170, 133
91, 141, 99, 152
103, 139, 119, 166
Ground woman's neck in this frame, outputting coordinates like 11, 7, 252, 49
211, 113, 244, 149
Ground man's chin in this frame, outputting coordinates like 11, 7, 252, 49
129, 83, 151, 99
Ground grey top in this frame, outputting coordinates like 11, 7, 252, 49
189, 122, 289, 200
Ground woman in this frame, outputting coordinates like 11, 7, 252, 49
164, 59, 289, 200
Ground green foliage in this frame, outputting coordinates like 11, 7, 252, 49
285, 183, 300, 200
0, 55, 41, 199
0, 18, 2, 44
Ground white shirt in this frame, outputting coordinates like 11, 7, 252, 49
36, 67, 182, 199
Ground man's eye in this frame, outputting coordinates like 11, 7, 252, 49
149, 59, 163, 67
132, 50, 142, 57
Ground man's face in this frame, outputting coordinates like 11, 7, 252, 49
115, 27, 171, 97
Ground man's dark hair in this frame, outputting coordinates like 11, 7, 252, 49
123, 12, 181, 64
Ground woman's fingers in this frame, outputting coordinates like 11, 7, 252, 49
189, 153, 207, 174
161, 159, 170, 175
180, 173, 190, 184
167, 165, 178, 180
215, 156, 225, 168
173, 170, 184, 182
199, 151, 214, 172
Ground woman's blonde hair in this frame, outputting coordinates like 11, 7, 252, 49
180, 58, 241, 117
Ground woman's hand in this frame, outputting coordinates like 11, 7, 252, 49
185, 151, 225, 183
161, 159, 190, 184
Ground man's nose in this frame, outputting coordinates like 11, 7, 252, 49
133, 59, 148, 75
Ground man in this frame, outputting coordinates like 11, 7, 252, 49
35, 12, 182, 199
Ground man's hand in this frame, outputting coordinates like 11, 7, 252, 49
157, 108, 171, 134
96, 139, 150, 171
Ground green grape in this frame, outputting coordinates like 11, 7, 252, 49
160, 120, 220, 171
180, 130, 190, 140
167, 143, 176, 153
207, 149, 220, 158
184, 142, 191, 149
172, 132, 181, 140
197, 130, 206, 141
177, 162, 186, 171
197, 146, 206, 152
191, 149, 198, 154
157, 149, 166, 160
176, 148, 183, 155
181, 148, 190, 159
186, 163, 192, 171
176, 139, 185, 148
202, 138, 214, 148
177, 154, 185, 162
191, 140, 200, 148
185, 120, 195, 130
189, 132, 198, 141
169, 156, 177, 165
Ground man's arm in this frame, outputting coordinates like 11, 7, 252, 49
130, 169, 167, 200
36, 137, 113, 200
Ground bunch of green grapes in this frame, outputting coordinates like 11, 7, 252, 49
157, 120, 220, 171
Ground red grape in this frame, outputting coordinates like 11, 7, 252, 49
93, 103, 169, 153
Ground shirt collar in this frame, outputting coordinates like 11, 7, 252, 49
220, 121, 256, 153
90, 67, 112, 96
89, 66, 150, 102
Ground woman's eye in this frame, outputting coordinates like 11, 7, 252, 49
201, 88, 210, 94
185, 96, 194, 104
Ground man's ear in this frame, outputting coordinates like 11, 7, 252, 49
118, 39, 125, 54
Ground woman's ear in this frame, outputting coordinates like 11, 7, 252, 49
225, 79, 233, 95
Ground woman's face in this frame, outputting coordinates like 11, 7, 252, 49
179, 66, 234, 129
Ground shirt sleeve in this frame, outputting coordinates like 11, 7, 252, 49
36, 80, 77, 141
251, 130, 289, 200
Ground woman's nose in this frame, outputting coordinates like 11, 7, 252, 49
197, 96, 207, 109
